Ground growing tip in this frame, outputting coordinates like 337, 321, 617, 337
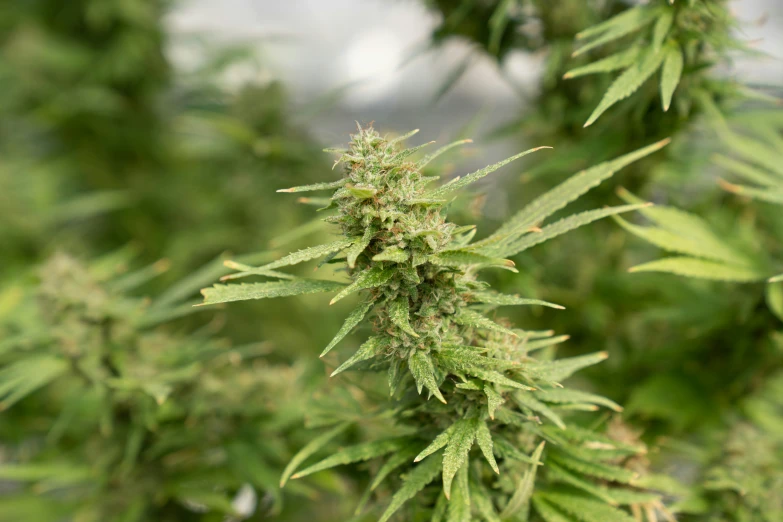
598, 351, 609, 359
654, 137, 672, 149
563, 72, 573, 79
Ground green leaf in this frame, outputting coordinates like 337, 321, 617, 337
321, 298, 376, 357
535, 352, 609, 382
522, 335, 571, 353
257, 239, 354, 271
455, 309, 518, 338
331, 336, 385, 377
475, 419, 499, 474
431, 251, 517, 272
417, 139, 473, 168
613, 214, 747, 265
546, 462, 619, 506
372, 247, 409, 263
346, 227, 375, 268
277, 179, 345, 193
0, 357, 68, 410
442, 418, 477, 499
536, 492, 635, 522
500, 441, 545, 518
501, 204, 651, 257
409, 350, 447, 403
446, 463, 471, 521
472, 484, 502, 522
514, 392, 566, 429
549, 452, 636, 484
429, 147, 551, 198
280, 422, 351, 487
477, 140, 669, 255
378, 455, 442, 522
470, 291, 564, 310
584, 49, 666, 127
346, 185, 378, 199
200, 279, 345, 306
388, 128, 420, 146
720, 180, 783, 205
660, 46, 683, 111
573, 7, 655, 56
652, 9, 674, 53
292, 438, 406, 478
563, 48, 639, 79
469, 368, 533, 390
389, 297, 419, 337
415, 423, 457, 462
535, 389, 622, 412
329, 266, 394, 305
370, 447, 419, 491
629, 257, 767, 282
713, 154, 779, 187
532, 497, 571, 522
485, 385, 504, 420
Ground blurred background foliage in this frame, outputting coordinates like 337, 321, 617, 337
0, 0, 782, 520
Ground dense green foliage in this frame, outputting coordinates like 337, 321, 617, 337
1, 0, 782, 521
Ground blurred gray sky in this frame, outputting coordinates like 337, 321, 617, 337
168, 0, 783, 148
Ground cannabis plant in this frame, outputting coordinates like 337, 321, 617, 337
0, 253, 333, 522
201, 125, 674, 520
